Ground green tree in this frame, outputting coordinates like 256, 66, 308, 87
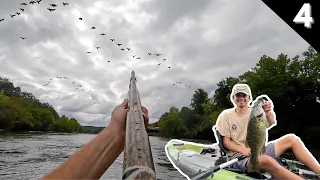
158, 106, 187, 138
0, 77, 82, 133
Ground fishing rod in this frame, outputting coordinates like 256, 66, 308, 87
122, 71, 156, 180
292, 169, 320, 178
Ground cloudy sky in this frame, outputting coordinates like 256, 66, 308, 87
0, 0, 310, 126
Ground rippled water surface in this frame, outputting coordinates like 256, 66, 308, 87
0, 133, 211, 180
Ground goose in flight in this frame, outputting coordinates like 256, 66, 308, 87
96, 47, 100, 49
20, 8, 25, 11
132, 55, 136, 58
120, 48, 124, 51
0, 19, 4, 22
72, 82, 75, 84
110, 39, 115, 42
163, 59, 166, 61
91, 27, 96, 29
168, 66, 171, 68
107, 60, 110, 63
30, 1, 36, 4
155, 53, 161, 56
100, 33, 106, 36
47, 8, 55, 12
116, 43, 122, 46
136, 57, 141, 59
86, 51, 91, 54
16, 12, 21, 15
20, 3, 28, 5
79, 17, 83, 20
63, 2, 69, 6
127, 48, 131, 51
158, 63, 161, 65
148, 53, 152, 55
49, 3, 57, 7
21, 37, 26, 40
10, 14, 16, 18
36, 0, 41, 4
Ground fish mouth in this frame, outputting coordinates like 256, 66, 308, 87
257, 113, 263, 118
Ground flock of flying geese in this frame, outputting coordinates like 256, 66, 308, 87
0, 1, 193, 91
42, 76, 92, 93
0, 1, 69, 21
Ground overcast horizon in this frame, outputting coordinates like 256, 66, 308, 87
0, 0, 310, 126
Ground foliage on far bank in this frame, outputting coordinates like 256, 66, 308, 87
0, 78, 82, 133
151, 46, 320, 147
80, 126, 105, 134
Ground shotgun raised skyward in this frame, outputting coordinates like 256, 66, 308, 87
122, 71, 156, 180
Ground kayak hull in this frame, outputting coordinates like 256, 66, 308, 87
166, 140, 262, 179
166, 140, 317, 180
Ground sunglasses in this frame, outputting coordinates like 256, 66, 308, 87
235, 93, 247, 98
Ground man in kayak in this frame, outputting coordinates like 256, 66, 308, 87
42, 99, 150, 180
214, 84, 320, 180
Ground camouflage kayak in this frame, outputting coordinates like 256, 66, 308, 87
165, 140, 319, 180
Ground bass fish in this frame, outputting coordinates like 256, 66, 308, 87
245, 97, 269, 173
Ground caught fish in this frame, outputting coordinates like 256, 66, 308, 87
245, 96, 269, 173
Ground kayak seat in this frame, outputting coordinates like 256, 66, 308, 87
214, 127, 228, 159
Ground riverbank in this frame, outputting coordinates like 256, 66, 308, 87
0, 125, 105, 135
0, 129, 102, 136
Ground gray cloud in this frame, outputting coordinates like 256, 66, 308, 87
0, 0, 310, 126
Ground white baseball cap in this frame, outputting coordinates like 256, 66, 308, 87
232, 84, 252, 97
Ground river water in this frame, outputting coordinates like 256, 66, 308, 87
0, 133, 214, 180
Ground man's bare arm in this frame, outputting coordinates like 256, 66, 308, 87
222, 136, 245, 153
42, 121, 125, 180
266, 111, 275, 126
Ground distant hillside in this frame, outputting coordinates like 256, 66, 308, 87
0, 77, 82, 133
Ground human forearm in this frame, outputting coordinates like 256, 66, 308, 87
266, 111, 275, 126
42, 122, 125, 180
223, 137, 244, 153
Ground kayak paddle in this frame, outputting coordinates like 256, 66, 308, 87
190, 155, 247, 180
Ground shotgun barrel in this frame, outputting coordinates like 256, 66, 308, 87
146, 127, 160, 133
122, 71, 156, 180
